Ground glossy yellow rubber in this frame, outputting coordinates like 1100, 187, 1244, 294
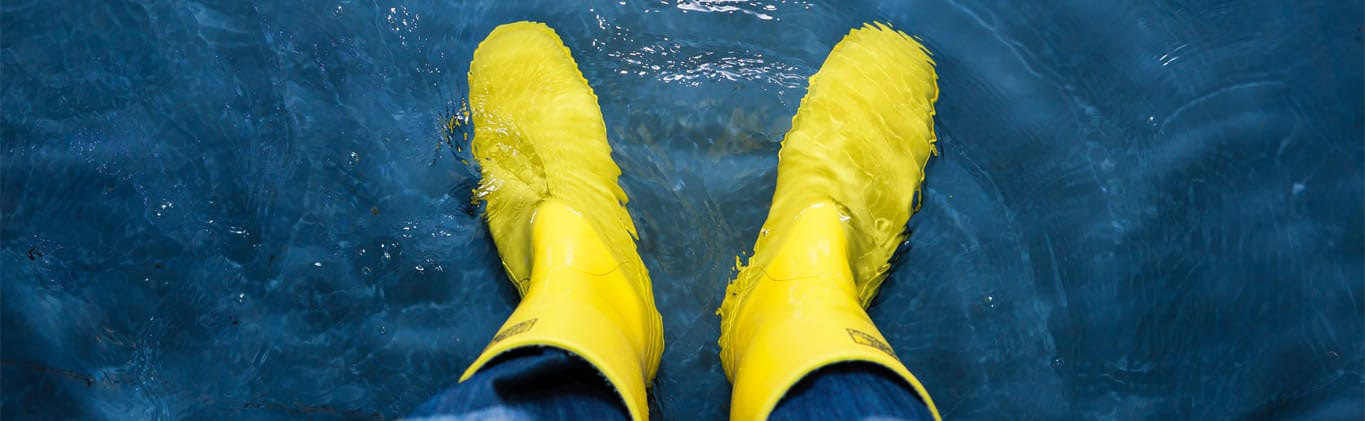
459, 22, 663, 421
718, 23, 941, 420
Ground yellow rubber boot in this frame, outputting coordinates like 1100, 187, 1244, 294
717, 23, 942, 420
459, 22, 663, 421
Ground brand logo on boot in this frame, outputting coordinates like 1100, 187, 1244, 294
846, 328, 899, 360
490, 318, 538, 344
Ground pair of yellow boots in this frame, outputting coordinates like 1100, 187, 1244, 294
459, 21, 940, 421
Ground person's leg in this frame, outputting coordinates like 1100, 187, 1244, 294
409, 348, 628, 421
717, 22, 942, 420
414, 21, 663, 420
769, 363, 933, 421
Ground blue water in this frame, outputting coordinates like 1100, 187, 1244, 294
3, 0, 1362, 419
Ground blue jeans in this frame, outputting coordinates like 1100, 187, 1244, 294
409, 348, 932, 420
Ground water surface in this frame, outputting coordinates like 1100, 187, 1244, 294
3, 0, 1362, 418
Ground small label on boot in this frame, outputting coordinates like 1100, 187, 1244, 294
491, 318, 538, 344
847, 328, 899, 360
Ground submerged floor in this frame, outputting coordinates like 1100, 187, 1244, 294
3, 0, 1363, 418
